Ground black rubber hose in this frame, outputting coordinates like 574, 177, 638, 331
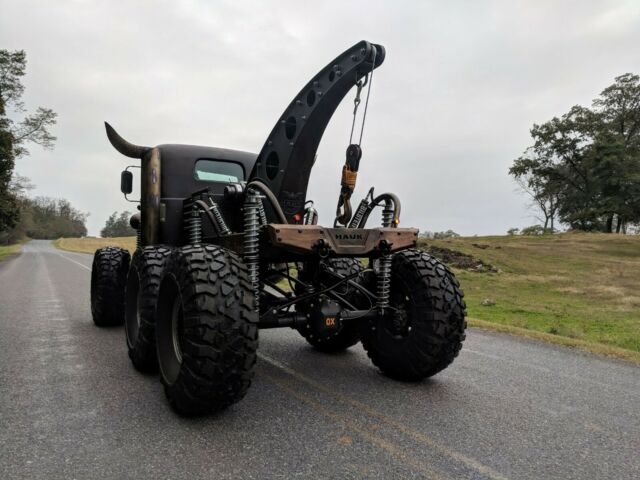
356, 192, 401, 228
246, 180, 288, 224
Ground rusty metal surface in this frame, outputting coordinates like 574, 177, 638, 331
264, 225, 418, 256
141, 147, 161, 245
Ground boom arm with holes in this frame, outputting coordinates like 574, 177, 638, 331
249, 41, 385, 223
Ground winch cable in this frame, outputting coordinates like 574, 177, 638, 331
348, 49, 376, 147
335, 47, 378, 227
356, 50, 376, 147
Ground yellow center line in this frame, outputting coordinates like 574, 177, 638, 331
263, 372, 449, 480
259, 352, 509, 480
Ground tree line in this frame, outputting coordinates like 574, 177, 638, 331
101, 211, 135, 237
0, 49, 86, 244
0, 175, 87, 243
510, 73, 640, 233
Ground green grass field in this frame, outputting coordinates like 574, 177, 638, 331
54, 233, 640, 362
420, 233, 640, 358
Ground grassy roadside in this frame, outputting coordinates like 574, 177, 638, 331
0, 243, 22, 262
54, 236, 136, 255
420, 233, 640, 361
468, 318, 640, 364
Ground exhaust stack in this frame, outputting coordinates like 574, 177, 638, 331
104, 121, 160, 245
104, 122, 150, 159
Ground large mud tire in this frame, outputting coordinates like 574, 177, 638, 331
90, 247, 130, 327
125, 246, 173, 373
156, 245, 258, 416
298, 258, 367, 353
361, 249, 466, 380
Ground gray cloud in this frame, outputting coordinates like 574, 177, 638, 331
2, 0, 639, 235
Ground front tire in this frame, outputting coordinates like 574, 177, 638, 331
90, 247, 130, 327
361, 249, 466, 380
156, 245, 258, 416
125, 246, 172, 373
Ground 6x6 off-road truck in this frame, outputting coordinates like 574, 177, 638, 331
90, 41, 467, 415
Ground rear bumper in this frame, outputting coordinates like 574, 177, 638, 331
264, 225, 418, 257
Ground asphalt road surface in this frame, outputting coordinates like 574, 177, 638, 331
1, 240, 638, 479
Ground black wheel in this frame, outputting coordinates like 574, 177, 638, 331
361, 249, 466, 380
90, 247, 130, 327
156, 245, 258, 416
298, 258, 368, 353
125, 246, 173, 373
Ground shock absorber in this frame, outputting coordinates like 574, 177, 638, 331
185, 205, 202, 245
303, 201, 318, 225
348, 198, 369, 228
348, 187, 374, 228
207, 196, 231, 235
376, 200, 394, 312
244, 188, 262, 311
136, 227, 142, 250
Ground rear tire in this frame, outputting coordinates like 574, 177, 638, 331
156, 245, 258, 416
298, 258, 367, 353
361, 249, 466, 380
125, 246, 172, 373
90, 247, 130, 327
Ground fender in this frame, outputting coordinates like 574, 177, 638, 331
249, 40, 385, 222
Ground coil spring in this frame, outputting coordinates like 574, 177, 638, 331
377, 202, 394, 311
257, 198, 268, 226
381, 205, 394, 229
136, 227, 141, 250
208, 198, 231, 235
377, 256, 391, 310
348, 199, 369, 228
186, 206, 202, 245
244, 189, 262, 310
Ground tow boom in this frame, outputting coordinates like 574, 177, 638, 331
249, 40, 385, 222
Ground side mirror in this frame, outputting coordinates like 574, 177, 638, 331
120, 170, 133, 195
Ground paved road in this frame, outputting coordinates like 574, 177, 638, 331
0, 240, 638, 479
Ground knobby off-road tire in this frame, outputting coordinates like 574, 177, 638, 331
156, 245, 258, 416
298, 258, 366, 353
361, 249, 466, 380
90, 247, 130, 327
125, 246, 173, 373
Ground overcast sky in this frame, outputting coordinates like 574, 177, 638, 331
2, 0, 639, 236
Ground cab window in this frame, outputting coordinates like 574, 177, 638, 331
194, 159, 244, 183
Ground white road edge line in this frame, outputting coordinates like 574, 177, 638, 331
56, 252, 91, 271
464, 348, 637, 395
